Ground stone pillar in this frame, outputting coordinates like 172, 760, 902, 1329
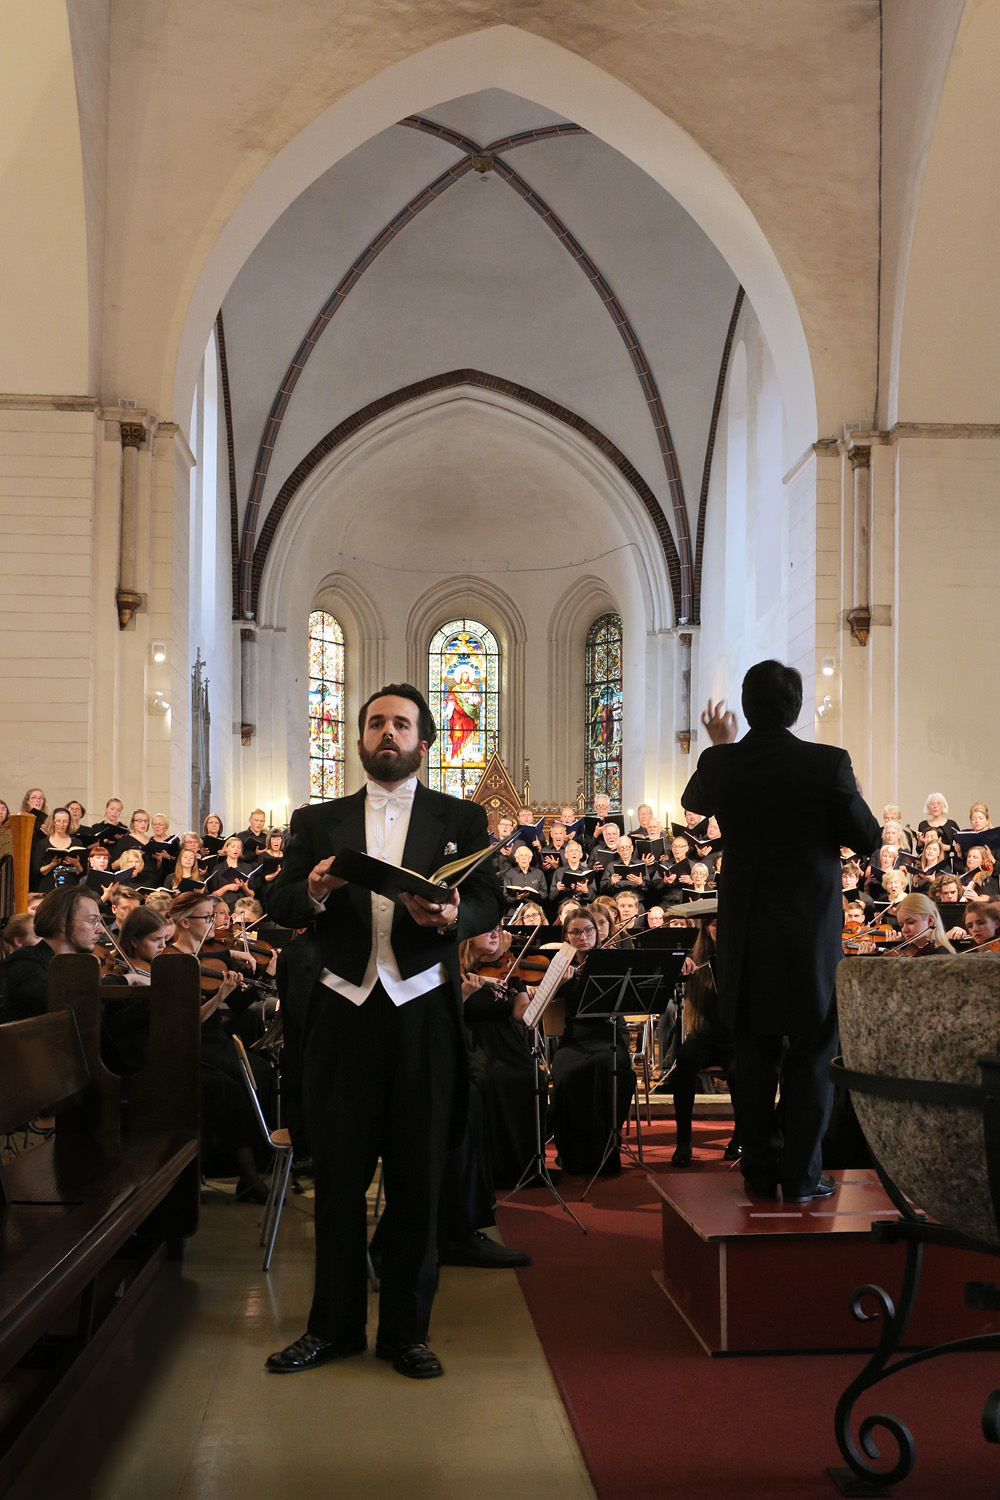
240, 625, 257, 745
116, 420, 146, 628
846, 443, 872, 646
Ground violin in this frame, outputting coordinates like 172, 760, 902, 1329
479, 951, 551, 986
842, 919, 898, 955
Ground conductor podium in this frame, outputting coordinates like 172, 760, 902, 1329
650, 1169, 1000, 1356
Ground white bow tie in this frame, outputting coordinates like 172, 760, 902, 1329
367, 782, 416, 812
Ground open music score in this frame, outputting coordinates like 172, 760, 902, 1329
522, 942, 575, 1027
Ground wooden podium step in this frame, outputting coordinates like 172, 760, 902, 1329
649, 1168, 1000, 1356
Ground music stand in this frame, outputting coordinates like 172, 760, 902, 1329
572, 948, 687, 1199
498, 1026, 588, 1234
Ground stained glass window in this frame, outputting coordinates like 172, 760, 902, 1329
585, 613, 623, 809
428, 619, 500, 797
308, 610, 345, 802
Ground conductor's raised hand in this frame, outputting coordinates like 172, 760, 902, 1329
701, 699, 739, 745
307, 856, 346, 903
399, 887, 460, 929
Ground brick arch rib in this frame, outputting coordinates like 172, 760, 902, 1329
402, 115, 693, 620
250, 370, 683, 620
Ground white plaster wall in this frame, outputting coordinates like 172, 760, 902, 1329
0, 405, 97, 805
0, 3, 91, 394
893, 436, 1000, 820
895, 0, 1000, 422
693, 305, 792, 745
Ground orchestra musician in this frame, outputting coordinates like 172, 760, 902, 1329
670, 914, 739, 1167
891, 893, 955, 955
548, 906, 636, 1177
682, 660, 879, 1203
0, 886, 103, 1024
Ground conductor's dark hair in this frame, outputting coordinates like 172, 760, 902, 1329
741, 660, 803, 730
358, 684, 436, 748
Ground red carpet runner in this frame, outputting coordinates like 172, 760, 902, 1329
496, 1118, 999, 1500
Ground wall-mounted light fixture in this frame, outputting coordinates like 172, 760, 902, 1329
816, 695, 834, 719
150, 640, 167, 664
150, 691, 170, 714
821, 656, 836, 677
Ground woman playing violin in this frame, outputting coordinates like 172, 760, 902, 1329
671, 915, 739, 1167
960, 845, 999, 901
458, 925, 539, 1187
514, 901, 546, 928
892, 894, 955, 955
964, 903, 1000, 948
166, 891, 273, 1203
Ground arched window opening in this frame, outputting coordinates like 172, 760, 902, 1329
308, 610, 345, 802
427, 619, 501, 797
585, 613, 623, 809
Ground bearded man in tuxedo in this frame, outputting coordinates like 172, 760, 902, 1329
265, 684, 502, 1380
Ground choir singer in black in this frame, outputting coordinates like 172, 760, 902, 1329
681, 660, 879, 1203
264, 685, 502, 1380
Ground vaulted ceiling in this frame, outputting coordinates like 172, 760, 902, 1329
220, 88, 742, 623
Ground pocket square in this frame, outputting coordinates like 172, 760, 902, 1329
443, 842, 458, 857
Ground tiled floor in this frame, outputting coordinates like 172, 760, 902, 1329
8, 1182, 595, 1500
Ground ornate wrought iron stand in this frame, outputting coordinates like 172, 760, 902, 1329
826, 1054, 1000, 1496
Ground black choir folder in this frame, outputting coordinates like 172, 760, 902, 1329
328, 843, 499, 903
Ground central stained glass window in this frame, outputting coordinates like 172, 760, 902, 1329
428, 619, 500, 797
308, 610, 345, 802
585, 612, 623, 809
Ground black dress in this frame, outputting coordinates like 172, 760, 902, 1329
463, 976, 543, 1188
549, 970, 635, 1175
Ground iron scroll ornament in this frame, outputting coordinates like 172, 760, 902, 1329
826, 1054, 1000, 1494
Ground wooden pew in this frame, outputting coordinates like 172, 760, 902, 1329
0, 951, 200, 1488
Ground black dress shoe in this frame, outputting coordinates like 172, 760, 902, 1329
440, 1230, 532, 1268
783, 1173, 837, 1204
671, 1146, 693, 1168
264, 1331, 366, 1372
744, 1179, 780, 1200
723, 1138, 741, 1162
375, 1341, 443, 1379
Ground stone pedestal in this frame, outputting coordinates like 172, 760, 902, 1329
837, 955, 1000, 1247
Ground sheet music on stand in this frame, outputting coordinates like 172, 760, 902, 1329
522, 942, 576, 1028
574, 948, 685, 1021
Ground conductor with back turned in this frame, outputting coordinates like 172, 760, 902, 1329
681, 659, 879, 1202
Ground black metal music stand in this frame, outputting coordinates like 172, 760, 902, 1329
572, 949, 686, 1199
499, 1024, 588, 1233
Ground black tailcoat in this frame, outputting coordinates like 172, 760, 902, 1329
682, 729, 880, 1034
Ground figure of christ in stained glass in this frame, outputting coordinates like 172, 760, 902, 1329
427, 620, 500, 796
308, 610, 345, 802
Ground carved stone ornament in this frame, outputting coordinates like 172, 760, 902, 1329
120, 422, 146, 449
846, 605, 872, 646
115, 588, 144, 629
847, 444, 871, 470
